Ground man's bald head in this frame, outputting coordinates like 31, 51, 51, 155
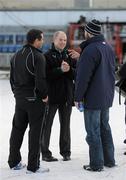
53, 31, 67, 50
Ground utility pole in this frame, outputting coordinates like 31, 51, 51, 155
90, 0, 93, 8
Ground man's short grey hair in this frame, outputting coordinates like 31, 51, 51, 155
53, 31, 66, 40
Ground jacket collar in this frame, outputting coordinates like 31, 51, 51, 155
87, 34, 105, 44
51, 43, 67, 54
80, 34, 105, 51
24, 44, 42, 53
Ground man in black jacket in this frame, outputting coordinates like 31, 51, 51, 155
116, 63, 126, 154
74, 19, 116, 171
41, 31, 76, 162
8, 29, 48, 173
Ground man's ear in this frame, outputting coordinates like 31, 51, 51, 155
89, 33, 94, 38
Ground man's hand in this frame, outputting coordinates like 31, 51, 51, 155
68, 49, 80, 59
74, 101, 79, 109
74, 101, 84, 112
61, 61, 70, 72
42, 96, 48, 103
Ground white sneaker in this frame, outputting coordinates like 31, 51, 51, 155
11, 162, 26, 170
26, 167, 49, 174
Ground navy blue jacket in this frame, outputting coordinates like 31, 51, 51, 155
75, 35, 115, 109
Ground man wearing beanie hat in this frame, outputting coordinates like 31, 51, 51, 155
85, 19, 101, 36
74, 19, 116, 171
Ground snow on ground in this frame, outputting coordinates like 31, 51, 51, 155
0, 78, 126, 180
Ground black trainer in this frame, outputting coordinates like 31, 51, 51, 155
63, 156, 71, 161
42, 156, 58, 162
83, 165, 103, 172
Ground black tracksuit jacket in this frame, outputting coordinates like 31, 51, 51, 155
10, 44, 48, 99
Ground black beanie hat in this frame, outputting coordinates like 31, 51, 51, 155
85, 19, 101, 36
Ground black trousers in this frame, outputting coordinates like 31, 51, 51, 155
41, 103, 72, 158
8, 98, 46, 172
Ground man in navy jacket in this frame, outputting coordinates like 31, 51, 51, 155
74, 19, 116, 171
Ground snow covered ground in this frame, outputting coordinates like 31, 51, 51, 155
0, 78, 126, 180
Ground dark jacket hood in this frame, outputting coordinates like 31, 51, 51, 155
79, 34, 105, 51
